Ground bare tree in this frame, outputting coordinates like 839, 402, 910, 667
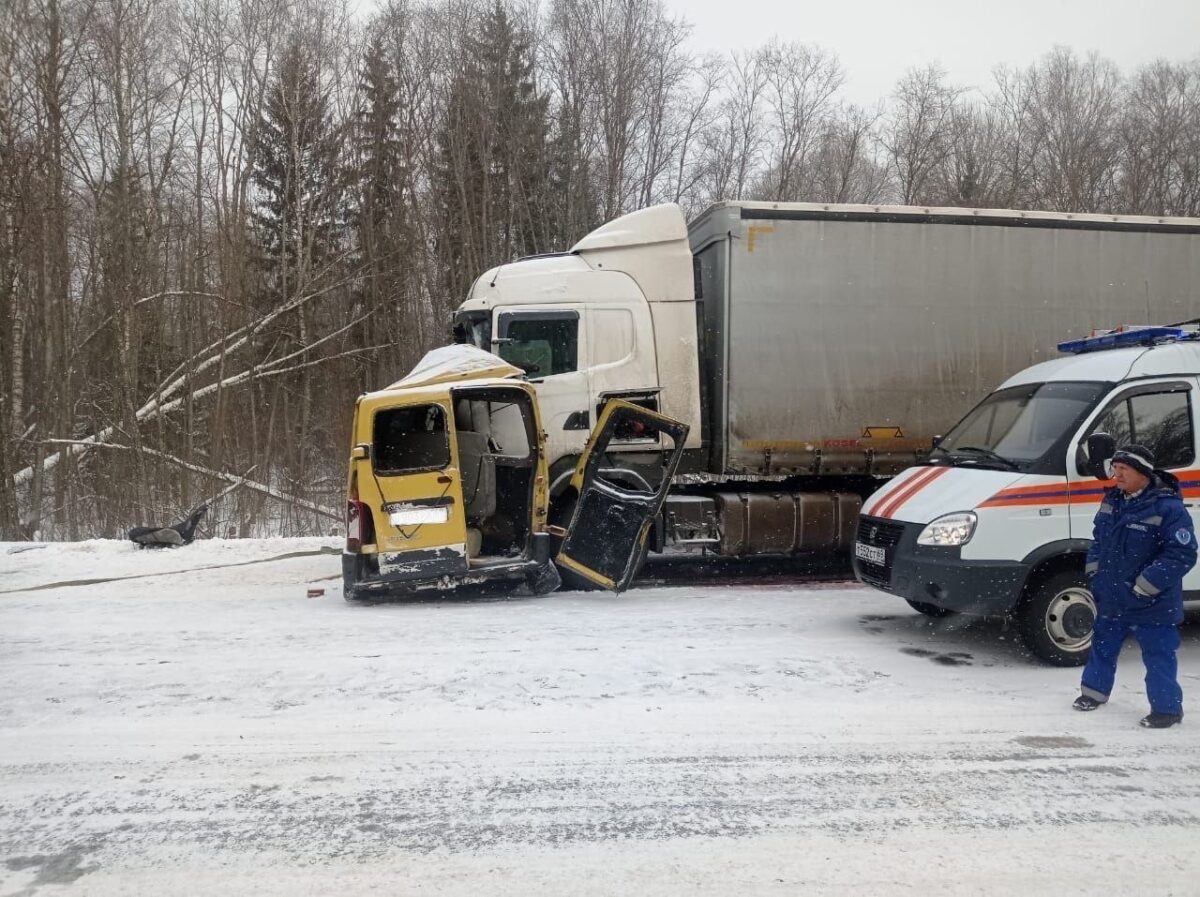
1023, 47, 1123, 212
694, 49, 769, 204
881, 63, 963, 205
1118, 59, 1200, 216
757, 40, 844, 201
935, 101, 1008, 207
809, 102, 888, 204
986, 63, 1038, 209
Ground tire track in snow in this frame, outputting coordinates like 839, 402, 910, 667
3, 741, 1198, 864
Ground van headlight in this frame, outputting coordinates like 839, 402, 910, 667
388, 505, 450, 526
917, 512, 977, 546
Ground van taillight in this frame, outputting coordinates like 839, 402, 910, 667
346, 499, 371, 552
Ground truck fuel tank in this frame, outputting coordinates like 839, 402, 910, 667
663, 492, 861, 556
715, 492, 860, 557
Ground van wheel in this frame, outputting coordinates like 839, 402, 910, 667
342, 566, 375, 605
343, 586, 373, 605
905, 599, 955, 618
1017, 569, 1095, 666
525, 563, 562, 596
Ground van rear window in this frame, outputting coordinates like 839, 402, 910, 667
373, 404, 449, 474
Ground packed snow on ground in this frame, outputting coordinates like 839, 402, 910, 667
2, 538, 1200, 896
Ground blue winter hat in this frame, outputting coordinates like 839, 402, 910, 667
1111, 444, 1155, 477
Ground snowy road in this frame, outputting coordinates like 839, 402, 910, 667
3, 539, 1200, 896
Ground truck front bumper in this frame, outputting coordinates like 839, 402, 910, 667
852, 516, 1028, 614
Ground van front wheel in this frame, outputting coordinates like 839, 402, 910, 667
1017, 569, 1095, 667
525, 562, 562, 596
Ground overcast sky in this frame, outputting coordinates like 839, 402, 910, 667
670, 0, 1200, 105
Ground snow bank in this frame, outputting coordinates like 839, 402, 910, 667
2, 538, 1199, 895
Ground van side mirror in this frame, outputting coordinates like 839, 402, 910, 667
1082, 432, 1116, 479
351, 443, 371, 461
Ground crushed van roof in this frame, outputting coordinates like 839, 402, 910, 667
386, 344, 523, 390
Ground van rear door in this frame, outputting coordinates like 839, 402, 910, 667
365, 400, 468, 566
555, 400, 689, 591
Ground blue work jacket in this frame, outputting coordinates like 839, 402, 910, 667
1085, 471, 1197, 625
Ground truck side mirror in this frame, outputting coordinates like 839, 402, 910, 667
1082, 432, 1116, 479
351, 443, 371, 461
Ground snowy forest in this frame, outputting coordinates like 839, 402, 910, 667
3, 0, 1200, 540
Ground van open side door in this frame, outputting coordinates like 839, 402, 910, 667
555, 400, 689, 591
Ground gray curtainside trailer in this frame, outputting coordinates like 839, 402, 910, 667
688, 202, 1200, 481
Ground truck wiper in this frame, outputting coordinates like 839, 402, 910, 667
954, 446, 1020, 470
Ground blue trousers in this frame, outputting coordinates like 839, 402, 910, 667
1081, 618, 1183, 715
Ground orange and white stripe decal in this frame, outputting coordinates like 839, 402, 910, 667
977, 469, 1200, 509
861, 466, 926, 516
874, 466, 950, 519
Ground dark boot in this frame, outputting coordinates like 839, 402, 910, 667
1139, 712, 1183, 729
1073, 695, 1103, 711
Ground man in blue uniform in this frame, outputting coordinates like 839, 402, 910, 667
1074, 444, 1196, 728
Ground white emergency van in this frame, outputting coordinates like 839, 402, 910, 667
853, 325, 1200, 666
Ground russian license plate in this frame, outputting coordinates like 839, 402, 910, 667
855, 542, 886, 566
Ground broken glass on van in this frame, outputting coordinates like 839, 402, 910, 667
373, 404, 449, 474
934, 382, 1107, 472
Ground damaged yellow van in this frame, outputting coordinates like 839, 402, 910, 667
342, 345, 688, 600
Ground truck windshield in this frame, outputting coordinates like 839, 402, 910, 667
452, 312, 491, 350
934, 381, 1107, 471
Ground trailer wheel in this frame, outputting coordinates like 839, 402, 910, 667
904, 599, 956, 618
1017, 569, 1095, 667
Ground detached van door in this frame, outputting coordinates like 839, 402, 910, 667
555, 400, 689, 591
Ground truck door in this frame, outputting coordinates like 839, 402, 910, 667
1070, 378, 1200, 589
493, 308, 590, 465
555, 400, 689, 591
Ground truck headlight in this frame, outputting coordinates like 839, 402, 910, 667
388, 505, 450, 526
917, 512, 977, 547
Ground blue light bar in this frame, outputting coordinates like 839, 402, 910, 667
1058, 327, 1194, 355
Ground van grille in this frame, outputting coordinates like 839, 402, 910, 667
855, 516, 904, 589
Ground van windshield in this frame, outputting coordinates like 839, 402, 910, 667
934, 381, 1108, 472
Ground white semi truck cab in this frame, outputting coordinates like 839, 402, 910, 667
453, 204, 703, 481
853, 326, 1200, 666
